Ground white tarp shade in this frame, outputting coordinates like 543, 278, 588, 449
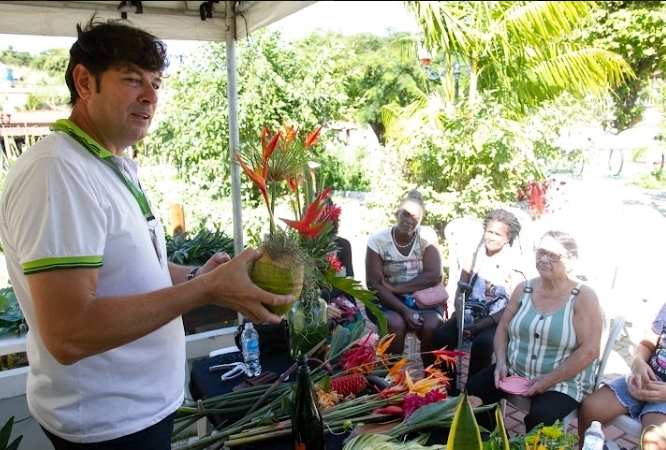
0, 1, 317, 41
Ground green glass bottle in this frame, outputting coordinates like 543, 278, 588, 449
291, 354, 326, 450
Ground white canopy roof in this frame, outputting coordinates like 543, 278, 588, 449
0, 1, 317, 41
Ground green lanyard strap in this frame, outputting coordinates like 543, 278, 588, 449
51, 119, 162, 266
51, 119, 155, 222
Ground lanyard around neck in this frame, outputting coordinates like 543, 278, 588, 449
51, 119, 155, 222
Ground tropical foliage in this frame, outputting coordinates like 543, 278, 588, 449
584, 1, 666, 131
375, 1, 631, 224
0, 416, 22, 450
404, 1, 631, 110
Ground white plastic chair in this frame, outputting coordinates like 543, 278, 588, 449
501, 315, 626, 433
443, 217, 483, 311
607, 414, 641, 439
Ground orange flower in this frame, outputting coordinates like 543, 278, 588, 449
430, 348, 466, 370
235, 127, 281, 228
386, 356, 410, 385
305, 126, 323, 148
423, 365, 454, 389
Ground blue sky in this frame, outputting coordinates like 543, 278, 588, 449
0, 1, 418, 58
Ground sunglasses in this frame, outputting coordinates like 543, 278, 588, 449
534, 249, 563, 262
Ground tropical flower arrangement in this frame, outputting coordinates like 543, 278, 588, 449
172, 325, 579, 450
234, 123, 385, 332
172, 327, 473, 450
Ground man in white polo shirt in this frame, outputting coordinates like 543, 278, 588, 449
0, 17, 293, 449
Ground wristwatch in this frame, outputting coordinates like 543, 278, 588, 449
187, 267, 201, 281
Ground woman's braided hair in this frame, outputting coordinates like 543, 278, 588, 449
482, 209, 521, 246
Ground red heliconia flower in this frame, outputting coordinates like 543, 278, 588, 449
287, 176, 301, 193
340, 333, 378, 373
430, 348, 467, 370
280, 187, 332, 238
261, 126, 281, 164
327, 253, 342, 272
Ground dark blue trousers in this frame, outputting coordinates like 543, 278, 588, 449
41, 413, 175, 450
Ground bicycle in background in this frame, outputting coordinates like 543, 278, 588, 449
608, 147, 623, 177
540, 137, 594, 179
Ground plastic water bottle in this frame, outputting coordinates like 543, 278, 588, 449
241, 322, 262, 376
463, 307, 475, 344
582, 420, 605, 450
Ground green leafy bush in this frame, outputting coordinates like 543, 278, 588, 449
0, 286, 26, 337
166, 227, 235, 265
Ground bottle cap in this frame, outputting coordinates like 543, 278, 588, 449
244, 322, 253, 330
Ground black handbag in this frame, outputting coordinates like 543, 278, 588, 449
234, 319, 289, 353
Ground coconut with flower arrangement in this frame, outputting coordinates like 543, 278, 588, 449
235, 123, 325, 315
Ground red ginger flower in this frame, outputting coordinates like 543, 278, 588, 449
327, 253, 342, 272
402, 389, 448, 419
329, 374, 367, 397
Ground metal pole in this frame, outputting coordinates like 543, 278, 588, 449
226, 0, 243, 257
226, 0, 244, 325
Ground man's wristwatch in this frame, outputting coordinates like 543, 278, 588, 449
187, 267, 201, 281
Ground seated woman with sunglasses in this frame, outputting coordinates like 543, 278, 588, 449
365, 190, 444, 368
466, 230, 603, 433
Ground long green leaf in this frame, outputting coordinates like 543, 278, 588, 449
494, 405, 511, 450
0, 416, 23, 450
446, 394, 482, 450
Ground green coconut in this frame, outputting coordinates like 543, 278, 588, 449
250, 232, 307, 315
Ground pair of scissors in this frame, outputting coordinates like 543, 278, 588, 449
209, 362, 246, 381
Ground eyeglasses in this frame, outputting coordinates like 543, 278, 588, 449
534, 249, 563, 262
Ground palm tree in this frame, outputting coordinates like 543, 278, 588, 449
403, 1, 631, 112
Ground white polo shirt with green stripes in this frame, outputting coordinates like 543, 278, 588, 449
0, 128, 185, 443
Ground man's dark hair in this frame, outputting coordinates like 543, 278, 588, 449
65, 16, 169, 105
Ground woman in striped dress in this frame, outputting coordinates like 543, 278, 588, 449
466, 230, 603, 433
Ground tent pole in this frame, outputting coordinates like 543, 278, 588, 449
226, 0, 243, 257
226, 1, 244, 324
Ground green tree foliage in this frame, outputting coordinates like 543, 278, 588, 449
378, 1, 631, 224
149, 30, 351, 202
338, 32, 426, 144
0, 47, 31, 66
584, 1, 666, 131
31, 48, 69, 78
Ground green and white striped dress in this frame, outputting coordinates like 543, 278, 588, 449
507, 279, 597, 402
